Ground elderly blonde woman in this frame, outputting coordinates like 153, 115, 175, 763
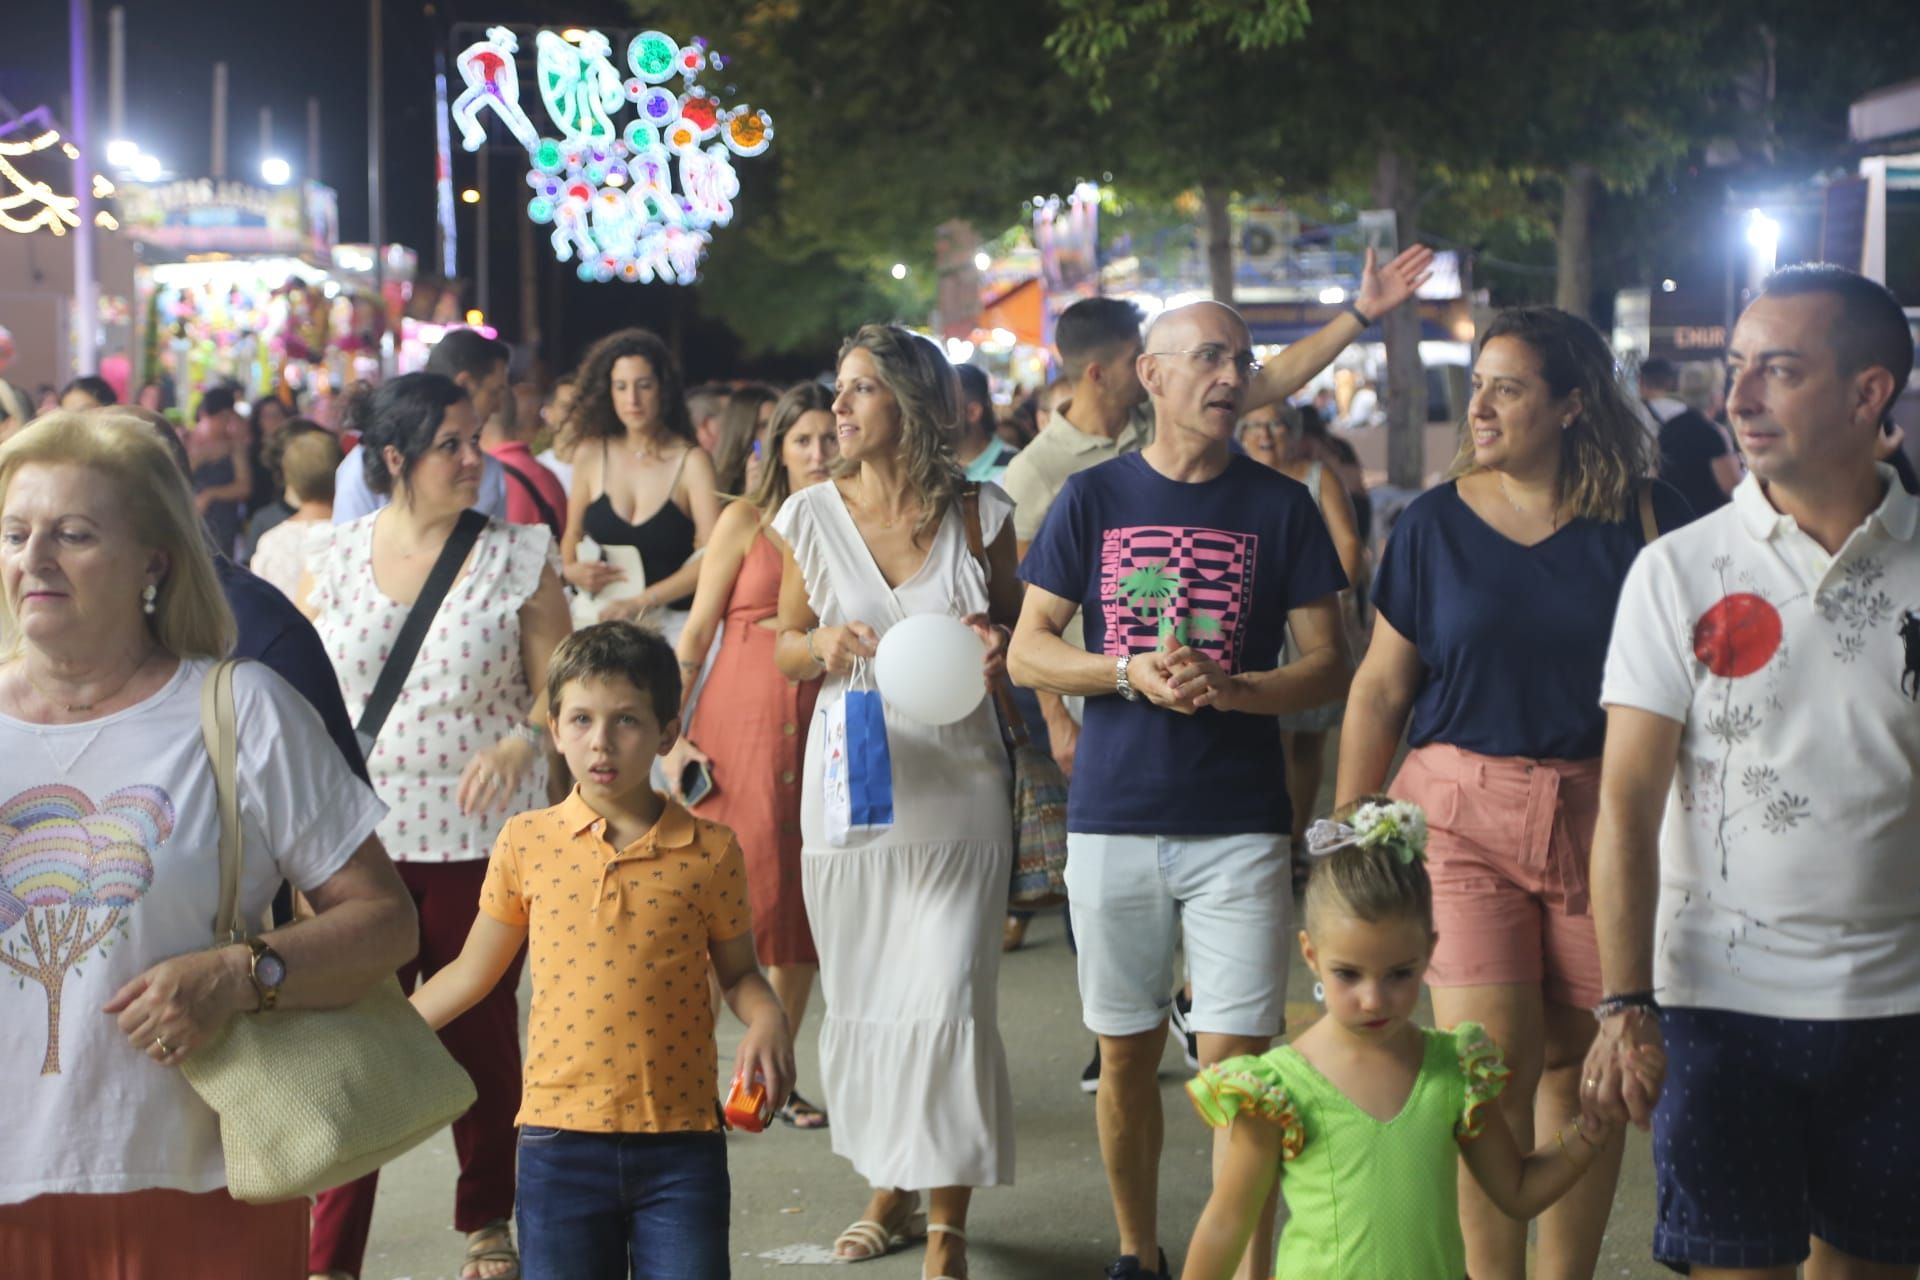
773, 325, 1021, 1280
0, 411, 416, 1278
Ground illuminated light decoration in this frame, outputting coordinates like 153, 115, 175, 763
451, 24, 773, 286
723, 108, 773, 158
451, 27, 542, 153
92, 174, 114, 198
628, 31, 679, 83
536, 29, 623, 145
0, 126, 81, 237
95, 210, 119, 230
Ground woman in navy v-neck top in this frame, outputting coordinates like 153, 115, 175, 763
1335, 307, 1689, 1280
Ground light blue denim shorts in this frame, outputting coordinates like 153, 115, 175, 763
1065, 830, 1290, 1039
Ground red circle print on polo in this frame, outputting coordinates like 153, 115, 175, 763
1692, 593, 1783, 679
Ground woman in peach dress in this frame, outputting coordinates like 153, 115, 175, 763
667, 382, 837, 1126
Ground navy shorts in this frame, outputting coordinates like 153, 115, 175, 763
1653, 1006, 1920, 1273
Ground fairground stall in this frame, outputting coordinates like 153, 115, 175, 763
118, 178, 417, 414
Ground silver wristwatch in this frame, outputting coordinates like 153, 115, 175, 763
1114, 654, 1139, 701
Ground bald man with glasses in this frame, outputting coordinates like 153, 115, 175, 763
1009, 301, 1354, 1280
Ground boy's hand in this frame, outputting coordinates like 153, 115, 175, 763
734, 1008, 795, 1114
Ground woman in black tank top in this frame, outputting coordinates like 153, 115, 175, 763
560, 329, 721, 634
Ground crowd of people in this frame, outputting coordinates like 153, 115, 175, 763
0, 251, 1916, 1280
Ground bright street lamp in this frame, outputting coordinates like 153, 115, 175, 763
105, 138, 139, 168
130, 152, 163, 182
260, 156, 292, 186
461, 188, 480, 205
1745, 209, 1780, 273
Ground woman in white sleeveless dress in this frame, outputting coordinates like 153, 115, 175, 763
773, 326, 1021, 1280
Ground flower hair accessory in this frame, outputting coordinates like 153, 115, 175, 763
1303, 799, 1428, 865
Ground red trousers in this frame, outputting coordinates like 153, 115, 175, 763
309, 860, 526, 1276
0, 1188, 307, 1279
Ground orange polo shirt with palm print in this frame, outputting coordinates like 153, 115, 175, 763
478, 789, 751, 1133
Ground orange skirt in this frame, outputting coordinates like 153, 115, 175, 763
0, 1187, 308, 1280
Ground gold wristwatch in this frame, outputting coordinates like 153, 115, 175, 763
244, 937, 287, 1011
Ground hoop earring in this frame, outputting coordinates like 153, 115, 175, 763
141, 584, 158, 616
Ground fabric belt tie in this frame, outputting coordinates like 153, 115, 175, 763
1504, 758, 1593, 917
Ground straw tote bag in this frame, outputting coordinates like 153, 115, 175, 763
179, 659, 476, 1204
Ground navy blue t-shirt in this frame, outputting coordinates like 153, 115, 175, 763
1372, 480, 1692, 761
1020, 452, 1348, 835
217, 556, 369, 783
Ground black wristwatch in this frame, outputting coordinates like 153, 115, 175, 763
244, 937, 287, 1012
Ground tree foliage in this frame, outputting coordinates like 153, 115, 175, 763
631, 0, 1100, 352
1046, 0, 1309, 108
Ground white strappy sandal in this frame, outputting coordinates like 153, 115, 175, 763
831, 1191, 926, 1262
924, 1222, 967, 1280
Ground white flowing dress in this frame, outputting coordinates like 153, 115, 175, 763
773, 482, 1016, 1190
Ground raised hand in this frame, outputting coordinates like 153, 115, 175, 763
1355, 243, 1436, 320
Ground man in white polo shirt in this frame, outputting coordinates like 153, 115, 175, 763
1585, 264, 1920, 1278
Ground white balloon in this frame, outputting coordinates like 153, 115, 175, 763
873, 614, 987, 725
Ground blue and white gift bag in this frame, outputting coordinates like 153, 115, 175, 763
821, 661, 895, 845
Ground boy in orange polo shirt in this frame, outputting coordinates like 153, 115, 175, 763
414, 622, 794, 1280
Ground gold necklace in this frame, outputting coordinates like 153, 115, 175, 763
20, 650, 154, 714
854, 485, 913, 530
629, 434, 675, 463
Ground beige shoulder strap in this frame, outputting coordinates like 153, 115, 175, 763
199, 658, 246, 944
1638, 483, 1659, 545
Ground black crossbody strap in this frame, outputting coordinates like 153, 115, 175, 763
501, 461, 562, 536
355, 508, 488, 746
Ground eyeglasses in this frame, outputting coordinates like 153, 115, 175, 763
1146, 345, 1262, 378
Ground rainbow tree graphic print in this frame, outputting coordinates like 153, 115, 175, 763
0, 786, 168, 1074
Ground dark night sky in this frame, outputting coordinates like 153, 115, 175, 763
5, 0, 804, 381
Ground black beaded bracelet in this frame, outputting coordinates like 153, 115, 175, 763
1592, 991, 1661, 1021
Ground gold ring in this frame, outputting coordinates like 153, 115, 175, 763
153, 1037, 171, 1055
1585, 1076, 1599, 1088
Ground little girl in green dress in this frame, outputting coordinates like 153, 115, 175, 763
1181, 802, 1660, 1280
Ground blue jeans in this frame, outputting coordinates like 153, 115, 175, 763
516, 1127, 731, 1279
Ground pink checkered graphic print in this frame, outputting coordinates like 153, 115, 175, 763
1098, 525, 1258, 672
